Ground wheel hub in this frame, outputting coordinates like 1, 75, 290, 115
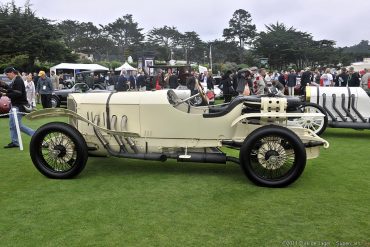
258, 143, 287, 170
51, 145, 67, 158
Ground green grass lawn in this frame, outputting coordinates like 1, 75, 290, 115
0, 115, 369, 246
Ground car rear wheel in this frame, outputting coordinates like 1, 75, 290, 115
30, 122, 88, 179
239, 125, 306, 187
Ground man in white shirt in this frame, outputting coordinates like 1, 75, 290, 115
321, 68, 333, 86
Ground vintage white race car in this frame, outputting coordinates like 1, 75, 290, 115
305, 86, 370, 130
26, 89, 329, 187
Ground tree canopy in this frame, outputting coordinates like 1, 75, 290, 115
223, 9, 257, 48
0, 1, 369, 72
0, 1, 76, 71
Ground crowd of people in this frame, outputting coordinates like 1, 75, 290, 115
114, 65, 370, 104
214, 66, 370, 103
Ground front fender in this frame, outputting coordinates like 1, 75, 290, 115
26, 108, 140, 137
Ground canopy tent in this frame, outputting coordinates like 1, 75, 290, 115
50, 63, 109, 78
115, 62, 137, 72
348, 62, 370, 72
50, 63, 109, 71
198, 65, 208, 74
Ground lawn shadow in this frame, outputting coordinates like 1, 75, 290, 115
82, 156, 246, 183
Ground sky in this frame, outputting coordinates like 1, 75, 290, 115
9, 0, 370, 47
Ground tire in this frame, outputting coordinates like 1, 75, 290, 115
29, 122, 88, 179
50, 95, 61, 108
297, 102, 328, 136
66, 82, 73, 89
239, 125, 306, 187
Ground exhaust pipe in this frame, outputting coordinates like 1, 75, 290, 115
177, 152, 227, 163
94, 127, 167, 161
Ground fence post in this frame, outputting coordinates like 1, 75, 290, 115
12, 108, 23, 151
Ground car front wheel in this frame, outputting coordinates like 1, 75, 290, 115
50, 95, 61, 108
239, 125, 306, 187
30, 122, 88, 179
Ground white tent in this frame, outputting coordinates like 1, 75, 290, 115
115, 62, 137, 72
50, 63, 109, 77
198, 65, 208, 74
50, 63, 109, 71
348, 61, 370, 72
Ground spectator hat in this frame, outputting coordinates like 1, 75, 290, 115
38, 70, 46, 76
4, 67, 16, 74
249, 66, 258, 71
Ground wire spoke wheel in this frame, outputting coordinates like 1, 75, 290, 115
294, 103, 328, 136
41, 132, 77, 172
250, 136, 295, 180
240, 125, 306, 187
30, 122, 88, 179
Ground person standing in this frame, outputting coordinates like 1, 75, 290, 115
25, 73, 36, 109
347, 67, 361, 87
278, 71, 287, 88
168, 71, 179, 89
129, 72, 136, 90
321, 68, 333, 87
0, 67, 35, 148
287, 69, 297, 96
236, 69, 247, 95
136, 71, 147, 91
300, 68, 312, 95
36, 71, 53, 108
50, 71, 59, 90
116, 69, 128, 92
335, 67, 348, 87
186, 71, 197, 96
32, 72, 40, 103
251, 67, 265, 95
153, 69, 164, 90
220, 70, 233, 103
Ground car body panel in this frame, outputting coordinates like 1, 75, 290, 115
306, 86, 370, 128
27, 90, 326, 158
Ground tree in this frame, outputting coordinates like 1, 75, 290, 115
57, 20, 81, 51
178, 31, 205, 63
0, 1, 76, 70
253, 22, 340, 69
104, 14, 144, 60
208, 40, 241, 64
223, 9, 257, 48
147, 26, 182, 61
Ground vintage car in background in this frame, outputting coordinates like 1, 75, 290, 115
75, 70, 113, 90
305, 86, 370, 130
27, 89, 329, 187
51, 83, 109, 108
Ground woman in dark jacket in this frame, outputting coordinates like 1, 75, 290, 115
220, 71, 234, 103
